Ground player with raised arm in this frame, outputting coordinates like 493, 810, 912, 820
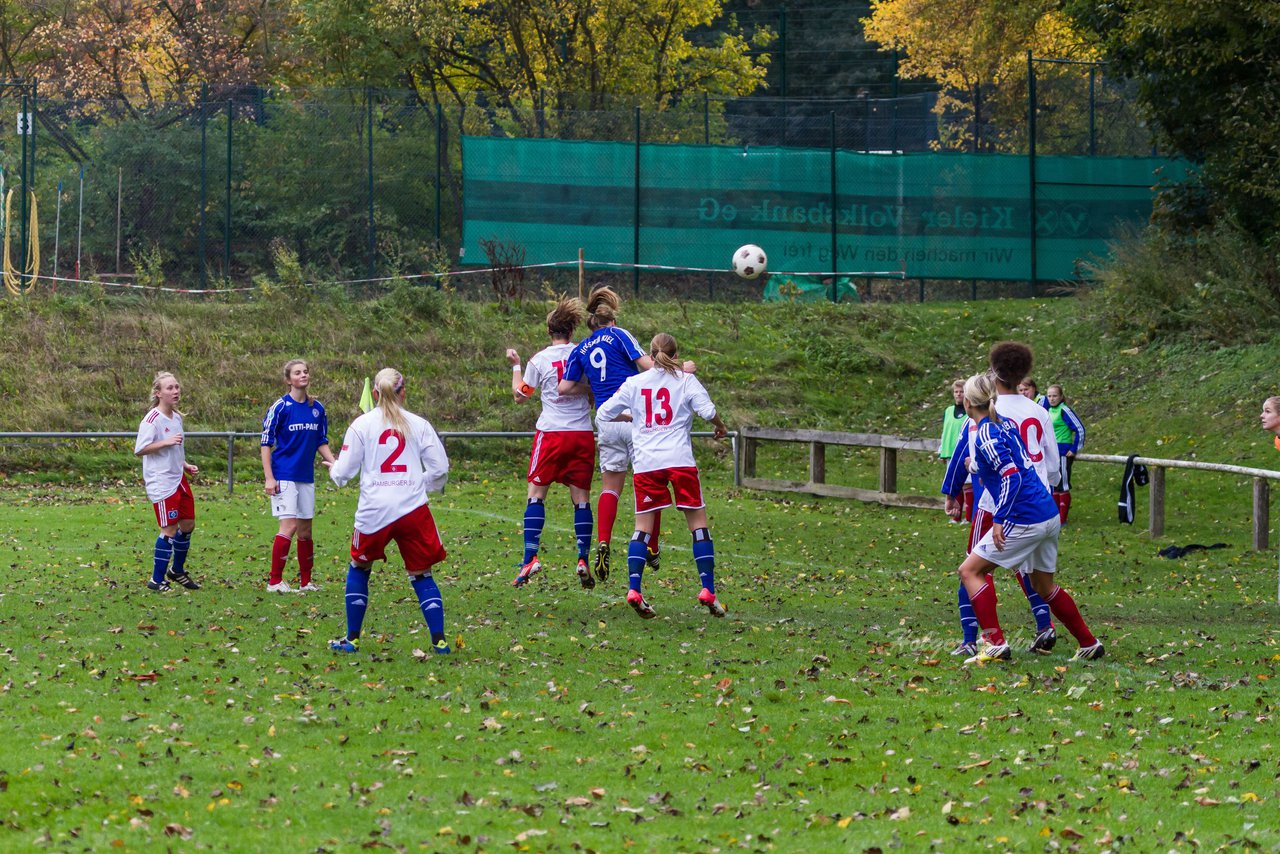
953, 372, 1103, 665
557, 287, 663, 583
327, 368, 452, 655
260, 359, 336, 593
134, 371, 201, 592
507, 297, 597, 589
597, 333, 729, 620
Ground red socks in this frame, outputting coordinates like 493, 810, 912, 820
270, 535, 291, 585
649, 510, 661, 556
1046, 586, 1096, 646
969, 574, 1006, 646
298, 538, 314, 587
597, 490, 619, 544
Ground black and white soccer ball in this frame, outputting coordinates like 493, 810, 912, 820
731, 244, 768, 280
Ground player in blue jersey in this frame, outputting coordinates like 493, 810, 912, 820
558, 287, 691, 583
1043, 384, 1086, 524
954, 372, 1103, 665
261, 359, 336, 593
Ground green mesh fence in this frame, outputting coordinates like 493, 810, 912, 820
462, 136, 1189, 282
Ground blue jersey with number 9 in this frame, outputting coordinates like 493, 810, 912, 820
563, 326, 646, 411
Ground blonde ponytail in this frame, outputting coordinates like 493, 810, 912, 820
649, 332, 681, 374
962, 372, 1000, 423
373, 367, 409, 436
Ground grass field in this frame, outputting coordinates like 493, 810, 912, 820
3, 455, 1278, 851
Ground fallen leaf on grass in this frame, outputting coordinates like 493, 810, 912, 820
163, 824, 193, 839
823, 696, 851, 705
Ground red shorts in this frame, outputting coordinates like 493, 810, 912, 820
350, 503, 447, 573
528, 430, 595, 490
961, 485, 974, 522
152, 475, 195, 527
968, 505, 994, 555
633, 466, 704, 514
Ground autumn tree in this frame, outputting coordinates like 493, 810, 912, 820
1064, 0, 1280, 237
862, 0, 1093, 150
290, 0, 772, 137
31, 0, 293, 111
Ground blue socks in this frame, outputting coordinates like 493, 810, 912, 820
1017, 571, 1053, 632
957, 583, 980, 645
344, 564, 371, 641
692, 527, 715, 594
410, 573, 446, 644
171, 529, 192, 574
152, 535, 173, 584
573, 502, 593, 560
523, 498, 545, 563
627, 531, 649, 593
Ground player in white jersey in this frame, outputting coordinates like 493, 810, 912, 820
134, 371, 201, 592
327, 368, 452, 655
506, 297, 597, 589
597, 333, 728, 620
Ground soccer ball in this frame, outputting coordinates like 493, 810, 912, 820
731, 244, 768, 280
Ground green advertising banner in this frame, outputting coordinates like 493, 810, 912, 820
462, 137, 1188, 281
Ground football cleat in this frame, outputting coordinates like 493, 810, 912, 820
433, 639, 452, 655
1072, 641, 1105, 661
964, 643, 1011, 665
949, 641, 978, 657
576, 558, 595, 590
267, 581, 293, 593
626, 589, 657, 620
645, 547, 661, 573
593, 541, 610, 582
697, 588, 726, 617
512, 557, 543, 588
146, 579, 171, 593
298, 582, 321, 592
329, 636, 359, 653
1028, 626, 1057, 654
167, 570, 201, 590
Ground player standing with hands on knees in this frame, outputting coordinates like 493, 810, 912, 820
507, 297, 597, 589
955, 372, 1103, 664
597, 333, 729, 620
134, 371, 201, 592
327, 368, 452, 655
260, 359, 336, 593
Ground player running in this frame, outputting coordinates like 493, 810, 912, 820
260, 359, 336, 593
597, 333, 729, 620
507, 297, 597, 589
954, 371, 1103, 664
134, 371, 201, 592
327, 368, 452, 655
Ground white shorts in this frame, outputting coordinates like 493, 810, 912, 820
271, 481, 316, 520
973, 516, 1060, 573
596, 419, 633, 474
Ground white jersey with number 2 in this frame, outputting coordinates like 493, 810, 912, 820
329, 409, 449, 534
597, 368, 717, 474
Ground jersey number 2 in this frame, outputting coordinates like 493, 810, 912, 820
379, 429, 408, 473
640, 388, 673, 427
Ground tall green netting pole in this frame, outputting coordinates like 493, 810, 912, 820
435, 103, 443, 244
829, 111, 838, 304
367, 87, 376, 281
199, 84, 208, 289
1088, 65, 1097, 157
1027, 51, 1037, 298
225, 100, 233, 282
633, 106, 640, 298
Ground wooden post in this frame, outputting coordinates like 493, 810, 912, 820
742, 435, 757, 479
809, 441, 826, 485
1253, 477, 1269, 551
1148, 465, 1165, 538
578, 248, 585, 300
879, 446, 897, 494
